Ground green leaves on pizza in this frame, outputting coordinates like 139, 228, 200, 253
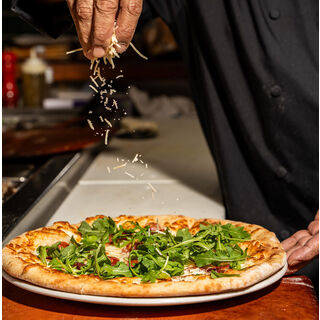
37, 217, 251, 283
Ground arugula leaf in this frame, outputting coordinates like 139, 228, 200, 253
78, 221, 92, 236
37, 217, 251, 283
100, 262, 132, 278
38, 246, 47, 265
194, 246, 248, 267
175, 228, 192, 242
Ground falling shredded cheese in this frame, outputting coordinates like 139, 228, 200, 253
66, 48, 83, 55
89, 85, 98, 93
132, 154, 139, 163
116, 75, 124, 79
90, 75, 99, 87
148, 183, 157, 193
104, 118, 112, 127
97, 69, 103, 81
90, 59, 95, 70
129, 42, 148, 60
107, 166, 111, 174
99, 116, 104, 122
87, 119, 95, 130
113, 163, 127, 170
125, 172, 135, 179
112, 99, 118, 109
93, 59, 100, 75
105, 129, 110, 145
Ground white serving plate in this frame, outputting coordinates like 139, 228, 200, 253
3, 263, 287, 306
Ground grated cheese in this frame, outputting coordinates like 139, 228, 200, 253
89, 84, 98, 93
104, 118, 112, 127
112, 99, 118, 109
105, 129, 110, 145
90, 59, 95, 70
66, 48, 83, 55
148, 183, 157, 193
90, 75, 99, 87
93, 59, 100, 75
124, 171, 135, 179
107, 166, 111, 174
129, 42, 148, 60
113, 163, 127, 170
132, 153, 139, 163
87, 119, 95, 130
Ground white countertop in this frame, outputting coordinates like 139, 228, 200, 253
49, 117, 224, 224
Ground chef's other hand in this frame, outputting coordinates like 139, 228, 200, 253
66, 0, 143, 59
281, 211, 319, 275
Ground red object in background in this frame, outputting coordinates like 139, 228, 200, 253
3, 51, 19, 108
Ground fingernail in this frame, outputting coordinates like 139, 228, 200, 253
92, 46, 106, 58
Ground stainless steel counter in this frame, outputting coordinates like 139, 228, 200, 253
49, 117, 224, 224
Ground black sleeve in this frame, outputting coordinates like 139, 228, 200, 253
142, 0, 184, 26
11, 0, 73, 38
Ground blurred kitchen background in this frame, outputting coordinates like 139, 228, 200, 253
2, 0, 223, 241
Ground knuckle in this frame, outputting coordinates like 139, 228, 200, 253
77, 2, 93, 20
94, 27, 108, 42
127, 0, 142, 16
95, 0, 118, 14
118, 26, 135, 41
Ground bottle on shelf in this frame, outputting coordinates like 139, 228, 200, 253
3, 51, 19, 108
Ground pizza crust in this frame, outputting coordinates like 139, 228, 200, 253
3, 215, 286, 297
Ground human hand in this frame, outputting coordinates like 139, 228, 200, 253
66, 0, 143, 59
281, 212, 319, 275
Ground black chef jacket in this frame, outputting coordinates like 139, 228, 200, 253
12, 0, 318, 239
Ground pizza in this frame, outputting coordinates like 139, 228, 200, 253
2, 215, 286, 297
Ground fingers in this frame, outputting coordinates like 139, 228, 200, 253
76, 0, 95, 58
66, 0, 94, 59
281, 230, 310, 251
92, 0, 119, 58
286, 235, 311, 259
116, 0, 143, 53
287, 233, 319, 266
308, 219, 319, 235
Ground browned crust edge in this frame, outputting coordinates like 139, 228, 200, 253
3, 215, 286, 297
